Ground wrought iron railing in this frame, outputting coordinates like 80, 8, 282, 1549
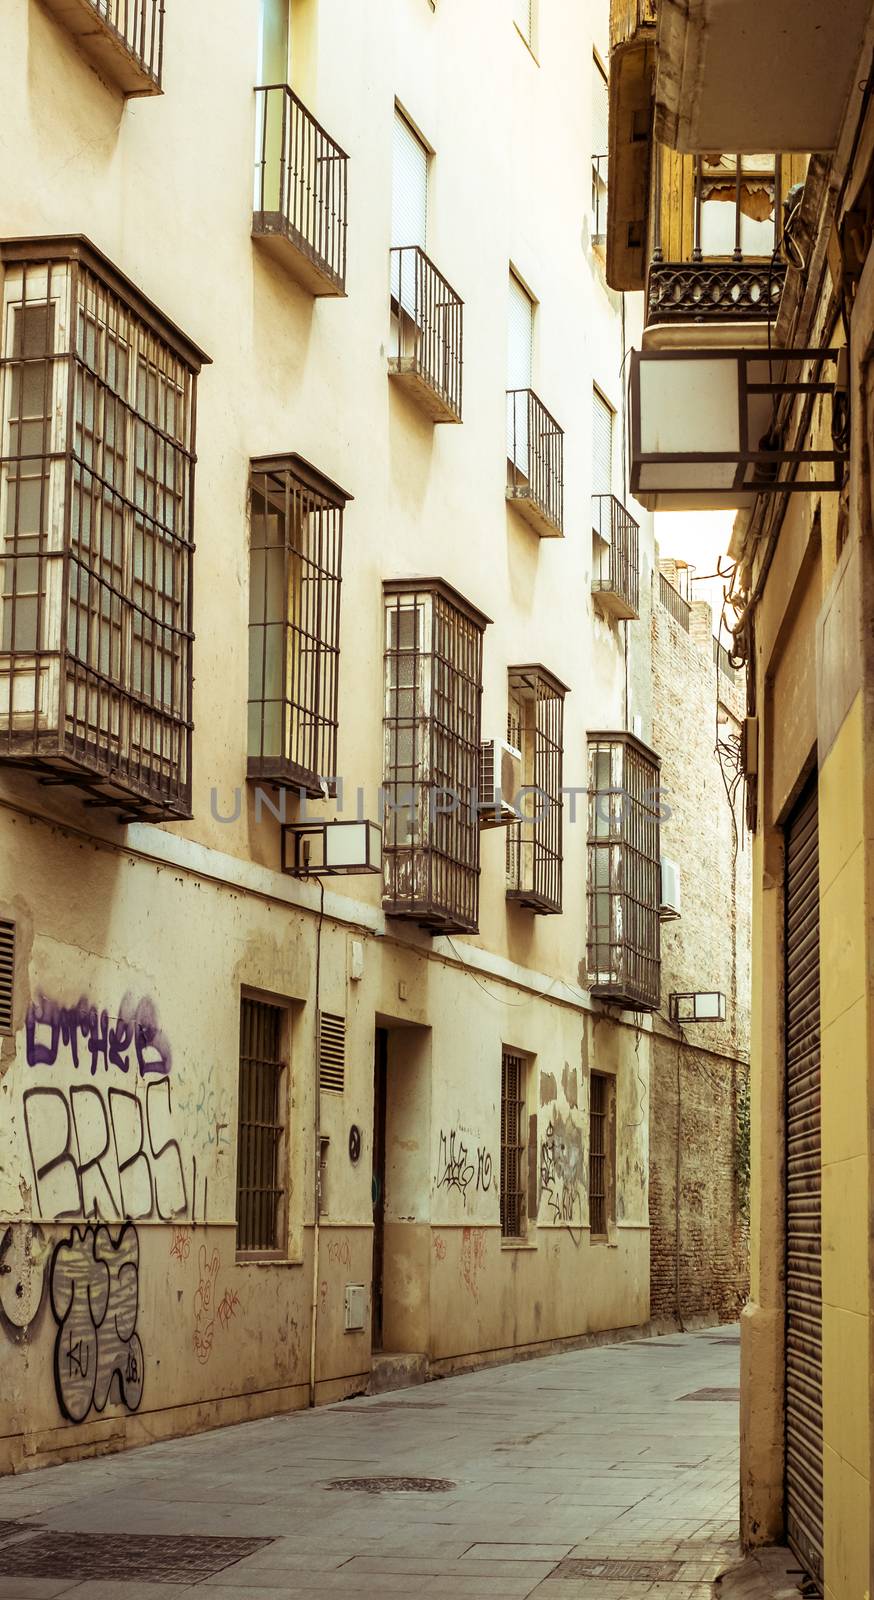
506, 390, 564, 535
592, 495, 640, 618
648, 259, 787, 323
88, 0, 164, 84
658, 571, 691, 630
389, 246, 463, 421
253, 85, 348, 293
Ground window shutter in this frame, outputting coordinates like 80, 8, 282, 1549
592, 388, 614, 496
392, 111, 428, 250
592, 56, 609, 158
507, 274, 533, 389
319, 1012, 346, 1093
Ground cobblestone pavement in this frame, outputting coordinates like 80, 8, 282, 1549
0, 1326, 741, 1600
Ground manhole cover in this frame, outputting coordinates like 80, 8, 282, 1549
0, 1531, 273, 1582
555, 1558, 684, 1580
324, 1476, 455, 1494
678, 1387, 740, 1401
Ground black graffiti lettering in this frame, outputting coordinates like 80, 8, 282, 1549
109, 1088, 154, 1219
70, 1086, 121, 1219
23, 1087, 83, 1220
146, 1078, 187, 1220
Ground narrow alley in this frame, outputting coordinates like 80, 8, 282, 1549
0, 1328, 740, 1600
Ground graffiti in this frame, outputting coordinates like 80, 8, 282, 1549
436, 1130, 493, 1205
433, 1234, 446, 1261
327, 1237, 351, 1267
50, 1223, 144, 1421
217, 1286, 241, 1331
175, 1078, 230, 1150
539, 1113, 585, 1226
0, 1222, 48, 1343
23, 1079, 189, 1222
169, 1227, 190, 1263
460, 1226, 486, 1300
192, 1245, 220, 1364
26, 992, 171, 1078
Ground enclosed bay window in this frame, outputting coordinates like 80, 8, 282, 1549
382, 578, 488, 934
587, 732, 661, 1011
0, 237, 205, 820
247, 455, 350, 796
505, 665, 566, 914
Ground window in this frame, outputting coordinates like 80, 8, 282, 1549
507, 273, 534, 476
247, 455, 350, 795
587, 733, 661, 1010
258, 0, 291, 83
589, 1071, 615, 1240
392, 109, 429, 253
237, 996, 287, 1255
0, 238, 205, 820
388, 113, 462, 423
382, 579, 488, 934
39, 0, 164, 95
505, 665, 566, 914
500, 1048, 528, 1238
592, 386, 614, 496
592, 56, 609, 241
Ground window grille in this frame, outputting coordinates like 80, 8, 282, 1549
247, 455, 350, 796
0, 920, 14, 1034
382, 578, 488, 934
0, 238, 205, 820
505, 665, 566, 914
587, 732, 661, 1010
589, 1070, 609, 1237
237, 997, 286, 1254
500, 1049, 526, 1238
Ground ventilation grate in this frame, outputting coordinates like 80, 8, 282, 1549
319, 1012, 346, 1093
0, 921, 14, 1033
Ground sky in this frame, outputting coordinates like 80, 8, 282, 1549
654, 508, 737, 641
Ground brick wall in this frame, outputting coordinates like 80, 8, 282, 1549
650, 555, 752, 1322
649, 1034, 750, 1322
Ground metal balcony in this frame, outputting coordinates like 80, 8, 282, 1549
592, 495, 640, 621
506, 390, 564, 537
253, 85, 348, 297
40, 0, 164, 94
647, 259, 787, 323
388, 247, 463, 423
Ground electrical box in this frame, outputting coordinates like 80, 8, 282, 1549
344, 1283, 367, 1332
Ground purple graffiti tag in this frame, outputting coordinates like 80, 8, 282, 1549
25, 993, 171, 1078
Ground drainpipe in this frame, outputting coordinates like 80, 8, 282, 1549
308, 879, 326, 1408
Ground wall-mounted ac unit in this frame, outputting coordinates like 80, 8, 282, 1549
660, 857, 681, 920
478, 738, 522, 828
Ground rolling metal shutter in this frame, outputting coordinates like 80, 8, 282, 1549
784, 779, 823, 1590
592, 387, 614, 496
392, 109, 428, 249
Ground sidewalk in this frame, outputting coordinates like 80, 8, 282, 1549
0, 1326, 741, 1600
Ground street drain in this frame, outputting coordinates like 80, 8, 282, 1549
0, 1531, 273, 1582
555, 1558, 684, 1581
324, 1475, 455, 1494
678, 1387, 741, 1402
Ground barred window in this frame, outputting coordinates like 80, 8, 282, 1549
500, 1048, 527, 1238
505, 665, 566, 914
0, 238, 205, 820
587, 732, 661, 1011
237, 996, 287, 1255
382, 578, 488, 934
589, 1070, 615, 1240
247, 456, 350, 796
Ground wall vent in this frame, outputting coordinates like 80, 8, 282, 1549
319, 1012, 346, 1093
0, 921, 14, 1033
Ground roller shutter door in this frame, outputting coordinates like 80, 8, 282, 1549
784, 778, 823, 1590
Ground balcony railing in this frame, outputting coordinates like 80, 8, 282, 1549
41, 0, 164, 93
253, 85, 348, 297
388, 247, 463, 423
714, 636, 742, 683
506, 390, 564, 537
647, 259, 787, 323
658, 571, 691, 630
592, 495, 640, 621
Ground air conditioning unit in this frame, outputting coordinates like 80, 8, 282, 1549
478, 738, 522, 828
660, 857, 681, 920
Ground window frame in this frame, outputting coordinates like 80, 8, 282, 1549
500, 1046, 530, 1241
587, 731, 661, 1011
235, 990, 291, 1261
